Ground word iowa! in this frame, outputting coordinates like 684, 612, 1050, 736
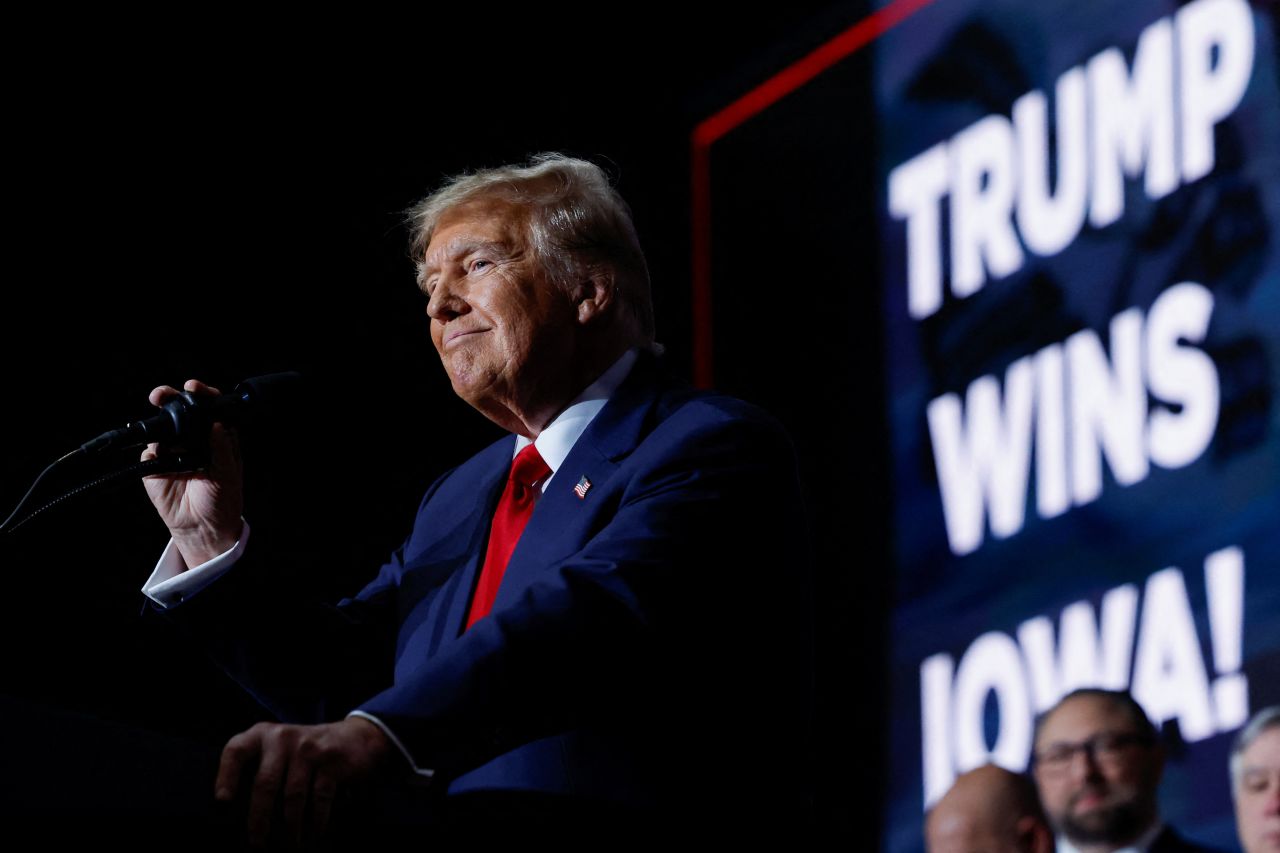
919, 545, 1248, 807
888, 0, 1255, 321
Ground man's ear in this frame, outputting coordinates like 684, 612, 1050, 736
572, 271, 615, 325
1014, 816, 1054, 853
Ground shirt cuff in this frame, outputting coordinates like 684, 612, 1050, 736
141, 520, 251, 608
347, 710, 435, 782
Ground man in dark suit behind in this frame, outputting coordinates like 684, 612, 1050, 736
1031, 688, 1223, 853
139, 154, 812, 845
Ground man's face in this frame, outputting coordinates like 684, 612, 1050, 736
1236, 726, 1280, 853
1032, 696, 1163, 848
420, 200, 579, 428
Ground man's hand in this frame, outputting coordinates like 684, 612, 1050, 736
215, 717, 396, 848
141, 378, 244, 567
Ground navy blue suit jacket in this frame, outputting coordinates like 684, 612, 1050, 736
162, 356, 812, 824
1149, 825, 1229, 853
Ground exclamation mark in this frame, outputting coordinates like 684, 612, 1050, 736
1205, 546, 1247, 730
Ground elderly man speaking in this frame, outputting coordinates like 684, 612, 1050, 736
138, 154, 812, 844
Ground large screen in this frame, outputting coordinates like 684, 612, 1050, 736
694, 0, 1278, 847
876, 0, 1280, 848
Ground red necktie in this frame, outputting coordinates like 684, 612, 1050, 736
466, 443, 552, 629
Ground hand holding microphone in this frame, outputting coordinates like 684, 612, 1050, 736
141, 379, 246, 569
2, 371, 299, 542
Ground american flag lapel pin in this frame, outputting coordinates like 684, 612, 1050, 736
573, 475, 592, 499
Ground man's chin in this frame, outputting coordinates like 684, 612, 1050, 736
1061, 803, 1146, 846
1065, 811, 1116, 838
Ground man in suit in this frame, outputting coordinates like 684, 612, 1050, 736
1231, 705, 1280, 853
140, 154, 811, 845
925, 764, 1053, 853
1031, 688, 1221, 853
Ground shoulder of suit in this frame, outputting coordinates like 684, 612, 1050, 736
1151, 825, 1229, 853
653, 384, 789, 433
631, 387, 797, 470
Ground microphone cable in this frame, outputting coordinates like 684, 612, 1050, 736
0, 447, 209, 537
1, 372, 299, 537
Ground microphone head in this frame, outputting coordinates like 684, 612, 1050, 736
170, 372, 307, 439
81, 372, 308, 455
231, 372, 305, 412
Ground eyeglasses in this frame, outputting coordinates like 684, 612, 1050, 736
1034, 732, 1154, 775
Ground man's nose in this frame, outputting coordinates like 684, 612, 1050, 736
1265, 778, 1280, 815
427, 275, 467, 321
1068, 744, 1104, 781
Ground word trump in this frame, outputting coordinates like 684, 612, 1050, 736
888, 0, 1255, 320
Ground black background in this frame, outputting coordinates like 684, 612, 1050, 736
0, 4, 887, 843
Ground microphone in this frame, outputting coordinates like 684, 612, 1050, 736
81, 372, 303, 454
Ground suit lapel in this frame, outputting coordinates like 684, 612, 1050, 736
434, 436, 514, 642
490, 355, 667, 613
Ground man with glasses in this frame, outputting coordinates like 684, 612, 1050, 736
1031, 688, 1220, 853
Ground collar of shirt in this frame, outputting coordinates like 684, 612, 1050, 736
513, 348, 638, 491
1056, 819, 1165, 853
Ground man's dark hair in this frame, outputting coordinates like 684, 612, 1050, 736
1231, 705, 1280, 795
1033, 688, 1157, 750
